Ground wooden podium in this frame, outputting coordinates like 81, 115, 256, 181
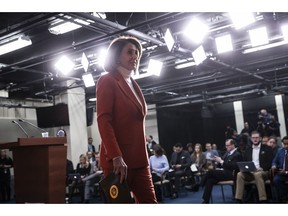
0, 137, 67, 203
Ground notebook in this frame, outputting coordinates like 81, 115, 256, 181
99, 172, 134, 203
237, 161, 257, 172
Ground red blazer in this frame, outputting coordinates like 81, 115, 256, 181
96, 71, 148, 170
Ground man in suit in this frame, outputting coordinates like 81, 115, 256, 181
235, 130, 273, 203
271, 136, 288, 202
87, 137, 96, 153
0, 149, 13, 202
146, 135, 157, 157
168, 143, 192, 198
201, 139, 242, 203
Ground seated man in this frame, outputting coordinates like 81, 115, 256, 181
204, 143, 219, 170
167, 143, 192, 198
235, 131, 273, 203
271, 136, 288, 203
201, 139, 242, 203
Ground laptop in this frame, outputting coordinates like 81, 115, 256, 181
237, 161, 257, 172
68, 173, 81, 181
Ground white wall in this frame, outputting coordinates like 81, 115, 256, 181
145, 104, 159, 143
0, 100, 52, 143
87, 115, 101, 152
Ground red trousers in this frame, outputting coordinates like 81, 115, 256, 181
103, 166, 158, 204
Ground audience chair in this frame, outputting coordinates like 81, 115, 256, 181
210, 180, 234, 203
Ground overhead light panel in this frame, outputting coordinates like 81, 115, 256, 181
192, 45, 207, 65
164, 28, 175, 52
82, 73, 95, 88
243, 40, 288, 54
81, 52, 89, 72
0, 35, 32, 56
49, 21, 81, 35
229, 12, 255, 29
281, 24, 288, 41
215, 34, 233, 54
174, 58, 196, 69
147, 59, 163, 76
55, 56, 75, 75
184, 18, 209, 44
249, 26, 269, 47
175, 62, 196, 69
89, 97, 97, 102
92, 12, 106, 19
49, 18, 91, 35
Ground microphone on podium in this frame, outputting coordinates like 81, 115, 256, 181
18, 119, 47, 132
12, 120, 29, 137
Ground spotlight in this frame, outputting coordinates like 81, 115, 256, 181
192, 45, 207, 65
55, 56, 75, 75
82, 73, 95, 88
249, 26, 269, 47
147, 59, 163, 76
164, 28, 175, 52
81, 52, 89, 72
215, 34, 233, 54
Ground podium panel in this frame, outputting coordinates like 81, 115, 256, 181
0, 137, 67, 203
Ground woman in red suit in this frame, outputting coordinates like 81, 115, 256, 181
96, 36, 157, 203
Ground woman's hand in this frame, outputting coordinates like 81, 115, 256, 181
113, 156, 128, 183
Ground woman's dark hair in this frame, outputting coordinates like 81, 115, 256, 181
154, 144, 165, 156
103, 36, 142, 73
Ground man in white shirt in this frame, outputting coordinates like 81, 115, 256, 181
235, 131, 273, 203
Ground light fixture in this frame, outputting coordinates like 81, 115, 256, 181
192, 45, 207, 65
175, 61, 196, 69
229, 12, 255, 29
184, 18, 209, 44
164, 28, 175, 52
81, 52, 89, 72
55, 56, 75, 75
82, 73, 95, 88
243, 40, 288, 54
249, 26, 269, 47
48, 18, 91, 35
174, 58, 196, 69
92, 12, 106, 19
0, 35, 32, 56
147, 59, 163, 76
281, 24, 288, 41
215, 34, 233, 54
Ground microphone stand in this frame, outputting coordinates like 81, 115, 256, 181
12, 120, 29, 137
19, 119, 46, 132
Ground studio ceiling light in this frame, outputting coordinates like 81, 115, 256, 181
82, 73, 95, 88
215, 34, 233, 54
249, 26, 269, 47
147, 59, 163, 77
281, 24, 288, 41
192, 45, 207, 65
229, 12, 255, 29
184, 18, 209, 44
243, 40, 288, 54
81, 52, 89, 72
55, 56, 75, 75
0, 35, 32, 56
164, 28, 175, 52
48, 18, 91, 35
